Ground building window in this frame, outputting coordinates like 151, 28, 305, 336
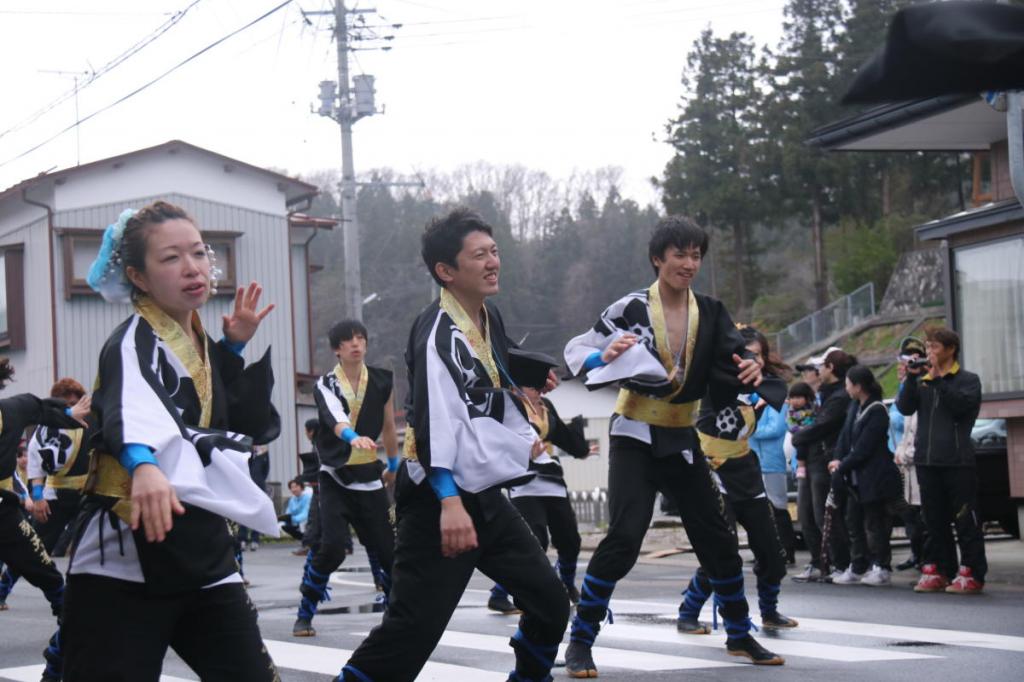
971, 152, 993, 206
954, 236, 1024, 396
60, 229, 240, 299
0, 245, 26, 350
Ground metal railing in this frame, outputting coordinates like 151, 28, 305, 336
570, 488, 609, 527
769, 282, 876, 360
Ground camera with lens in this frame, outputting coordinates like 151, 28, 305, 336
899, 354, 930, 370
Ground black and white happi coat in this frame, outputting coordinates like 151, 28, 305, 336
69, 300, 281, 594
0, 395, 81, 501
564, 283, 781, 457
313, 365, 393, 490
27, 419, 95, 502
510, 399, 590, 499
401, 290, 535, 495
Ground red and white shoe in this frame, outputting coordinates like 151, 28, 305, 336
913, 564, 950, 593
945, 566, 984, 594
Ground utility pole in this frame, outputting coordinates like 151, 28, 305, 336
308, 0, 394, 320
39, 69, 91, 166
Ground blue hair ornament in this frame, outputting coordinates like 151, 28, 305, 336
86, 208, 137, 303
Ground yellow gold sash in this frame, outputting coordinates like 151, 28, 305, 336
616, 282, 700, 427
440, 288, 500, 387
525, 397, 553, 456
0, 477, 12, 492
699, 405, 755, 468
335, 363, 377, 464
402, 426, 418, 461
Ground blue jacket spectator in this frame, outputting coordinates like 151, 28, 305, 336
751, 403, 789, 474
286, 488, 312, 527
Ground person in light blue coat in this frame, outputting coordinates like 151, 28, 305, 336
750, 401, 796, 564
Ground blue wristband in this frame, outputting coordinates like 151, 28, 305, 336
119, 443, 158, 475
387, 455, 401, 473
583, 351, 607, 370
220, 337, 247, 357
65, 407, 73, 416
31, 484, 45, 501
340, 427, 359, 444
427, 467, 458, 500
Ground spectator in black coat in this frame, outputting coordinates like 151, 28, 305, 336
829, 365, 903, 586
790, 349, 856, 582
897, 327, 985, 594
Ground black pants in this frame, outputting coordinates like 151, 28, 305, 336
63, 574, 278, 682
281, 522, 304, 541
511, 494, 581, 566
857, 498, 904, 570
303, 486, 322, 551
312, 474, 393, 576
798, 455, 850, 570
586, 436, 745, 602
0, 494, 63, 610
343, 483, 569, 682
916, 465, 988, 581
842, 490, 870, 574
36, 491, 81, 557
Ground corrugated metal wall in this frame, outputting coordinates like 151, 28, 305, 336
52, 193, 300, 485
0, 216, 54, 395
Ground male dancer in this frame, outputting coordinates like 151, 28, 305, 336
562, 216, 785, 677
339, 208, 569, 682
1, 379, 93, 608
488, 349, 595, 613
293, 319, 398, 637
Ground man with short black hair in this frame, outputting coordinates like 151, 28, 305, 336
897, 326, 985, 594
339, 208, 569, 682
562, 215, 786, 674
292, 319, 399, 637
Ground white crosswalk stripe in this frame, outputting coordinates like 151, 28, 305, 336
263, 639, 507, 681
0, 666, 193, 682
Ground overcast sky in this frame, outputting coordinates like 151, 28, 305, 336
0, 0, 788, 206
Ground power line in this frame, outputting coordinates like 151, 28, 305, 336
0, 0, 205, 143
0, 0, 294, 171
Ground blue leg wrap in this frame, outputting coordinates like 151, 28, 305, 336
577, 574, 614, 622
555, 559, 576, 587
366, 550, 383, 589
511, 628, 558, 671
678, 573, 711, 619
339, 664, 373, 682
757, 578, 781, 618
709, 574, 751, 637
491, 583, 510, 600
298, 562, 332, 620
0, 568, 19, 600
43, 628, 62, 677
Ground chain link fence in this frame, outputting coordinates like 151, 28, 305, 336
770, 282, 876, 360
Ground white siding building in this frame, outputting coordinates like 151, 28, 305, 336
545, 380, 618, 492
0, 140, 328, 485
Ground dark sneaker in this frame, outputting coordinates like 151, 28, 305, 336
293, 617, 316, 637
0, 600, 8, 611
761, 612, 799, 629
895, 556, 918, 572
726, 635, 785, 665
676, 615, 711, 634
565, 640, 598, 678
488, 595, 522, 615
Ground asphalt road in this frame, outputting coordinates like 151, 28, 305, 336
2, 540, 1023, 681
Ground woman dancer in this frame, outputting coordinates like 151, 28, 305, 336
62, 201, 282, 682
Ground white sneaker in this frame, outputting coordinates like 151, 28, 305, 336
861, 566, 892, 586
832, 567, 864, 585
792, 565, 822, 583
